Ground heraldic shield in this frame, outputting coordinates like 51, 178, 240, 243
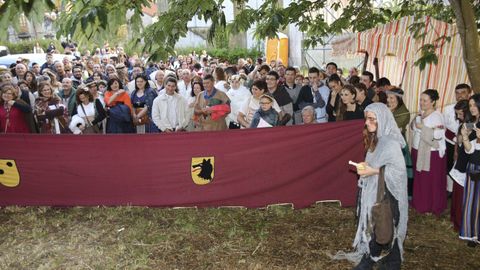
0, 159, 20, 187
191, 157, 214, 185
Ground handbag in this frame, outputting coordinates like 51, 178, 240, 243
133, 107, 150, 126
371, 165, 394, 245
80, 104, 100, 133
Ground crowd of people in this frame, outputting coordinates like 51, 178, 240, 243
0, 45, 479, 269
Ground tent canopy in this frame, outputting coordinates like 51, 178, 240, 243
332, 16, 469, 113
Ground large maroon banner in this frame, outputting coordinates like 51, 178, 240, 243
0, 120, 364, 208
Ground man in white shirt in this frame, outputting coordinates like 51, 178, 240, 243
177, 69, 192, 99
151, 77, 189, 132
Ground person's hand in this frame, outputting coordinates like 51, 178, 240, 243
175, 126, 183, 132
311, 81, 318, 92
356, 162, 379, 177
7, 100, 15, 106
415, 117, 424, 129
461, 124, 471, 138
202, 107, 211, 115
475, 127, 480, 140
117, 89, 126, 95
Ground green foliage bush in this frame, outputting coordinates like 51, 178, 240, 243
175, 47, 262, 63
4, 39, 63, 54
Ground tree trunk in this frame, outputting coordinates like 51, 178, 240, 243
449, 0, 480, 94
229, 1, 247, 48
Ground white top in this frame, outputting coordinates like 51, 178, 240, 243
166, 95, 178, 128
76, 102, 96, 124
151, 92, 189, 131
226, 86, 251, 124
177, 80, 192, 100
314, 85, 330, 122
412, 110, 446, 157
215, 80, 228, 92
442, 103, 458, 144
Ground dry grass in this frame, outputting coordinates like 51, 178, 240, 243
0, 203, 478, 270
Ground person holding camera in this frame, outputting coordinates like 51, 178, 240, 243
459, 94, 480, 247
34, 81, 70, 134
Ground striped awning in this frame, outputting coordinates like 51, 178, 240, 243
332, 16, 469, 113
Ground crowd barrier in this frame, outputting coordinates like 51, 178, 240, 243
0, 120, 364, 208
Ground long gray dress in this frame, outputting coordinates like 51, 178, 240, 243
335, 103, 408, 264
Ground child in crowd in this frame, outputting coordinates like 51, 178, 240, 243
250, 94, 279, 128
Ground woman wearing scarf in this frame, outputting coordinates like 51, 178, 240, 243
34, 81, 70, 134
250, 94, 279, 128
386, 88, 413, 199
335, 103, 408, 270
226, 75, 251, 129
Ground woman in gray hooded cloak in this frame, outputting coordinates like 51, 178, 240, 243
335, 103, 408, 270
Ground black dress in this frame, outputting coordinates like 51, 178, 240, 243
344, 104, 364, 120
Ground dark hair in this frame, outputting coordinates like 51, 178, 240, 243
251, 80, 268, 93
72, 64, 83, 72
267, 70, 279, 80
165, 77, 178, 86
259, 64, 271, 73
348, 75, 360, 85
308, 67, 320, 75
164, 77, 178, 93
107, 77, 124, 91
24, 70, 37, 91
327, 74, 343, 85
193, 63, 202, 70
361, 71, 374, 82
422, 89, 439, 104
454, 99, 470, 123
326, 62, 338, 70
470, 94, 480, 122
76, 86, 94, 103
363, 124, 378, 153
455, 83, 472, 93
336, 85, 357, 121
203, 74, 214, 82
191, 81, 204, 97
353, 83, 367, 93
376, 77, 391, 87
386, 87, 405, 108
285, 66, 296, 74
134, 74, 151, 91
214, 67, 226, 81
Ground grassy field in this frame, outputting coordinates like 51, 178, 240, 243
0, 203, 478, 270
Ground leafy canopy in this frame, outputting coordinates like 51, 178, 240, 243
0, 0, 478, 65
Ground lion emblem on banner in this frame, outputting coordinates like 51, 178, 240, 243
191, 157, 214, 185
